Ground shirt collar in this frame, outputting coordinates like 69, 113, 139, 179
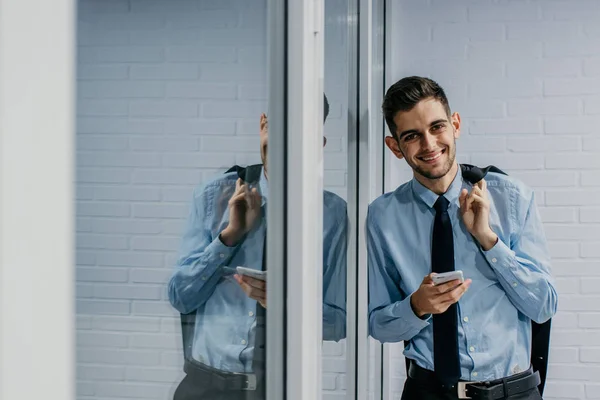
410, 166, 466, 209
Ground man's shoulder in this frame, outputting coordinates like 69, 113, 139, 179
323, 190, 347, 211
483, 171, 534, 201
192, 171, 238, 202
368, 181, 412, 216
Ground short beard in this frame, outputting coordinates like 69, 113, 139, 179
402, 142, 456, 181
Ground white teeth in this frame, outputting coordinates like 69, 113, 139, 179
422, 152, 442, 161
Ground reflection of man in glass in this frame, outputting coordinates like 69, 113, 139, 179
168, 94, 347, 400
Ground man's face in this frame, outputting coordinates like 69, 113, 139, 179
385, 98, 461, 181
259, 113, 269, 176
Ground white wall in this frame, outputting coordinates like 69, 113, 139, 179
75, 0, 349, 399
386, 1, 600, 399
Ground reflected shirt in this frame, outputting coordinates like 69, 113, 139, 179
367, 167, 557, 381
168, 167, 347, 373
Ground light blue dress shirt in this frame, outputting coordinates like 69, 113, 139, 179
367, 167, 557, 381
168, 166, 347, 373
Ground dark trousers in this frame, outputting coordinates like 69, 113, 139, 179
173, 374, 265, 400
401, 376, 542, 400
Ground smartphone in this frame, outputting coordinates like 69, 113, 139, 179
236, 266, 267, 281
432, 270, 464, 285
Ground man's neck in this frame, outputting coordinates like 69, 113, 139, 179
414, 162, 459, 195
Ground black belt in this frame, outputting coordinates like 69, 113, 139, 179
408, 361, 541, 400
184, 358, 260, 391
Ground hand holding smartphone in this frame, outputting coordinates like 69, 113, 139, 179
431, 270, 464, 285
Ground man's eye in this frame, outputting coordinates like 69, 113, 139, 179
431, 124, 445, 132
403, 134, 417, 142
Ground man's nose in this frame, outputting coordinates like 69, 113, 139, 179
421, 132, 436, 150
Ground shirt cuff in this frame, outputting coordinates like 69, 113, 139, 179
481, 238, 531, 298
203, 235, 240, 268
394, 294, 431, 332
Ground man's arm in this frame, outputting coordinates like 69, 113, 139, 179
322, 204, 348, 342
481, 192, 558, 323
168, 186, 240, 315
366, 207, 430, 343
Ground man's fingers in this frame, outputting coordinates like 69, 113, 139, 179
240, 275, 266, 290
431, 279, 462, 294
234, 275, 266, 299
439, 279, 472, 304
422, 274, 435, 285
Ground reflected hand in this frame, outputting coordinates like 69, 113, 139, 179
410, 274, 472, 317
234, 274, 267, 308
221, 178, 262, 246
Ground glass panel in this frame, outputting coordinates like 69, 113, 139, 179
75, 1, 278, 399
323, 0, 350, 398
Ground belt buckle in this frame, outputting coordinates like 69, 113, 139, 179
242, 374, 257, 391
457, 382, 473, 399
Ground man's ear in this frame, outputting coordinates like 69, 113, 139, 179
384, 136, 404, 160
323, 137, 327, 147
451, 112, 461, 140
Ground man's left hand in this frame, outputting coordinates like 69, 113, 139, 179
234, 274, 267, 308
459, 178, 498, 251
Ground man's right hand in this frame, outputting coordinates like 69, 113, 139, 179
220, 178, 262, 247
410, 274, 472, 318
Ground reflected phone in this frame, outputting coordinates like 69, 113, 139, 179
236, 266, 267, 281
432, 270, 464, 285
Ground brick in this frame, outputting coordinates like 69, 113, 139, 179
92, 219, 163, 234
542, 382, 584, 399
552, 261, 600, 276
234, 153, 263, 168
539, 207, 577, 223
129, 100, 198, 117
161, 187, 195, 202
130, 136, 199, 152
545, 116, 600, 135
468, 42, 542, 60
162, 220, 184, 235
77, 186, 95, 200
130, 64, 198, 80
550, 330, 600, 346
545, 40, 600, 58
132, 300, 177, 316
547, 190, 600, 205
201, 136, 259, 152
323, 341, 344, 357
583, 138, 600, 151
93, 284, 163, 300
78, 117, 164, 134
96, 251, 164, 268
506, 59, 581, 78
468, 2, 539, 22
77, 99, 129, 116
582, 243, 600, 261
129, 333, 180, 350
133, 169, 202, 185
584, 58, 600, 77
91, 316, 161, 333
581, 278, 600, 294
432, 23, 504, 42
78, 135, 129, 151
77, 331, 128, 348
77, 152, 162, 168
78, 65, 128, 80
78, 81, 165, 99
126, 366, 183, 383
471, 153, 544, 170
77, 299, 131, 315
587, 384, 600, 398
94, 187, 161, 202
238, 84, 267, 100
78, 46, 164, 63
469, 118, 541, 135
77, 315, 93, 330
133, 204, 188, 219
560, 296, 600, 312
77, 201, 130, 217
77, 218, 93, 232
202, 101, 267, 118
76, 382, 95, 397
77, 267, 129, 283
583, 97, 600, 114
131, 268, 172, 284
77, 252, 96, 266
131, 236, 179, 252
508, 98, 581, 116
507, 22, 582, 41
511, 172, 578, 188
165, 10, 237, 28
324, 170, 347, 188
166, 46, 236, 63
551, 312, 578, 328
545, 79, 600, 96
160, 317, 181, 333
549, 242, 579, 259
401, 0, 466, 22
130, 0, 198, 13
547, 365, 600, 382
77, 234, 129, 250
469, 80, 543, 99
581, 209, 600, 223
542, 1, 600, 21
77, 168, 131, 184
89, 14, 166, 30
549, 347, 579, 363
200, 63, 266, 82
164, 119, 235, 135
546, 155, 600, 170
507, 137, 581, 153
78, 0, 130, 13
456, 137, 506, 152
77, 28, 130, 46
162, 152, 235, 168
322, 358, 346, 374
160, 352, 183, 368
166, 82, 237, 99
322, 374, 337, 391
78, 365, 127, 381
77, 284, 94, 299
94, 382, 170, 398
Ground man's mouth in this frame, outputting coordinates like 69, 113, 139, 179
417, 149, 444, 163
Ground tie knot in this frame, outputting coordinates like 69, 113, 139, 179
434, 195, 450, 213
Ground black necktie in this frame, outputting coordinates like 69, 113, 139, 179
251, 227, 267, 374
432, 195, 460, 386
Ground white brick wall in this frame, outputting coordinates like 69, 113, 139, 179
387, 1, 600, 398
76, 0, 348, 398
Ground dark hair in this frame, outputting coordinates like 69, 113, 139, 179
382, 76, 451, 139
323, 93, 330, 123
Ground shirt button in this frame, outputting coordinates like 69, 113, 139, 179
473, 372, 478, 377
463, 317, 469, 322
512, 282, 518, 287
201, 276, 207, 281
220, 253, 225, 259
491, 258, 497, 263
241, 340, 247, 345
249, 311, 254, 317
470, 346, 475, 352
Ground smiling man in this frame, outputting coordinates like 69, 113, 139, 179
367, 76, 557, 400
